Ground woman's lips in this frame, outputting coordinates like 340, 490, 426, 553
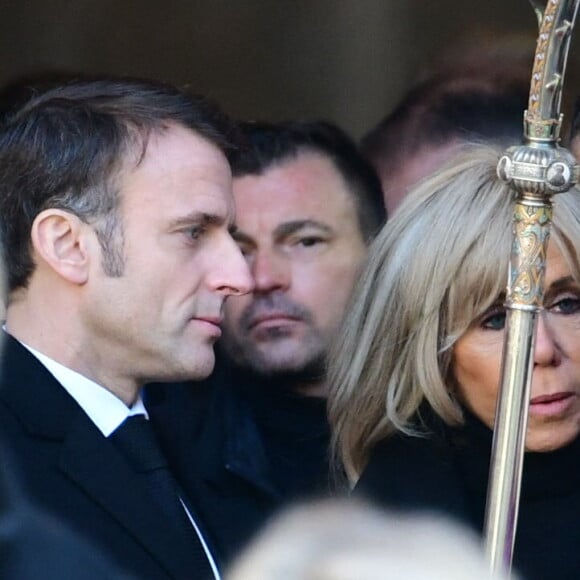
529, 392, 576, 417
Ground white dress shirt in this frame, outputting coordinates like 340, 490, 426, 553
22, 342, 148, 436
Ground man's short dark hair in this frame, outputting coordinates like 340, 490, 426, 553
230, 120, 387, 242
0, 75, 240, 293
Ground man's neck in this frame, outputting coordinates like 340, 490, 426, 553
6, 281, 142, 407
5, 320, 141, 407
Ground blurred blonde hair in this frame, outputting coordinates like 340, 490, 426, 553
226, 499, 512, 580
328, 145, 580, 482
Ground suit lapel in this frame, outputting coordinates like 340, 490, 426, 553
60, 412, 203, 579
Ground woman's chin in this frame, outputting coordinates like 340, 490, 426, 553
524, 422, 579, 453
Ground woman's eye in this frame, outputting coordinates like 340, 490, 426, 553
481, 309, 506, 330
550, 296, 580, 315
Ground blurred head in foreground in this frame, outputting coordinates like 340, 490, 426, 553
226, 499, 511, 580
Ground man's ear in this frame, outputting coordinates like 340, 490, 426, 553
31, 209, 92, 285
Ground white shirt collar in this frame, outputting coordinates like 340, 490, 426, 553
17, 339, 147, 437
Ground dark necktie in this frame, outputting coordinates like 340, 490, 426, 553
109, 415, 215, 579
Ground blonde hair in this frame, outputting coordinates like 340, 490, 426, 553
328, 145, 580, 482
226, 499, 512, 580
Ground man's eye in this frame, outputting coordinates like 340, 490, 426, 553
188, 226, 206, 241
480, 308, 506, 331
297, 236, 323, 247
550, 296, 580, 315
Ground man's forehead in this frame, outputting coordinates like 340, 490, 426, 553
232, 169, 355, 223
117, 123, 232, 195
122, 123, 228, 174
232, 150, 353, 201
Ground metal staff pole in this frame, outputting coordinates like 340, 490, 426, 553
484, 0, 580, 574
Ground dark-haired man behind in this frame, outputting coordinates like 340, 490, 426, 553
148, 120, 386, 564
0, 77, 252, 579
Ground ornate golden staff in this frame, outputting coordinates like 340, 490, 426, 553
485, 0, 580, 574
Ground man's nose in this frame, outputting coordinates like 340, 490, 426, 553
213, 237, 254, 297
251, 250, 290, 294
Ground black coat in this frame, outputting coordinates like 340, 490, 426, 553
0, 335, 211, 580
147, 366, 331, 568
354, 412, 580, 580
0, 445, 133, 580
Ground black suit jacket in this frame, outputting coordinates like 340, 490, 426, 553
0, 335, 208, 580
0, 445, 133, 580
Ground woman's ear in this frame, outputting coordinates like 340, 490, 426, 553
31, 209, 91, 285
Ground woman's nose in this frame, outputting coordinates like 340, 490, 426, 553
534, 313, 561, 367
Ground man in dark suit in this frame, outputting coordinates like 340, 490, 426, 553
0, 77, 252, 579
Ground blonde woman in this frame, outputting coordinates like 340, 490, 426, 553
328, 146, 580, 580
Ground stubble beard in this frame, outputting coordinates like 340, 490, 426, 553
221, 293, 330, 383
220, 326, 327, 384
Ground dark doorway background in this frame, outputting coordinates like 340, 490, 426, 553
0, 1, 577, 138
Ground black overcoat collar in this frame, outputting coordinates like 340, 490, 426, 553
354, 425, 474, 528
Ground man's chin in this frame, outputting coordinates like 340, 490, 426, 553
173, 348, 216, 382
220, 333, 325, 376
242, 352, 325, 383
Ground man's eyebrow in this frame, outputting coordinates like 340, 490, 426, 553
274, 219, 333, 238
169, 212, 226, 229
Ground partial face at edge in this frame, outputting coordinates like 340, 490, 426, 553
221, 151, 368, 381
453, 242, 580, 452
